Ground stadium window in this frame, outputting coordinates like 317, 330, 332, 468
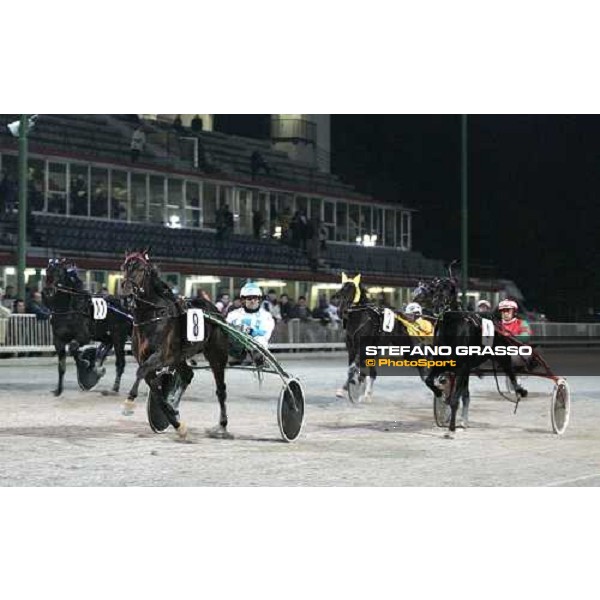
69, 163, 89, 217
28, 158, 45, 213
295, 195, 308, 215
148, 175, 165, 224
349, 203, 360, 241
131, 173, 148, 222
166, 178, 184, 228
373, 207, 383, 243
359, 205, 371, 237
335, 202, 348, 242
90, 167, 109, 218
184, 181, 202, 229
203, 182, 217, 229
384, 209, 395, 247
402, 211, 411, 250
111, 170, 129, 221
310, 197, 322, 220
48, 162, 68, 215
324, 200, 335, 240
236, 188, 253, 236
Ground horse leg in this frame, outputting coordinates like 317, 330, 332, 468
460, 380, 470, 428
54, 342, 67, 396
123, 351, 165, 415
362, 367, 377, 403
448, 370, 469, 436
204, 335, 231, 439
112, 337, 126, 394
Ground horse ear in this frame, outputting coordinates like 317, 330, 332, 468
341, 272, 348, 284
353, 274, 362, 287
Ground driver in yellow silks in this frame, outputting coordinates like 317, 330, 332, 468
404, 302, 434, 339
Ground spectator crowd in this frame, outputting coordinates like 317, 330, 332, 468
212, 288, 342, 327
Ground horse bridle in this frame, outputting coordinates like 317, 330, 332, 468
121, 254, 178, 327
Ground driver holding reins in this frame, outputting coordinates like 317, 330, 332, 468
404, 302, 434, 337
226, 281, 275, 365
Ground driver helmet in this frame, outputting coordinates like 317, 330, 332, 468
498, 299, 518, 312
240, 281, 262, 313
477, 299, 492, 310
405, 302, 422, 316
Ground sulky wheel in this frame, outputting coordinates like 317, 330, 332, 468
551, 378, 571, 435
278, 378, 306, 443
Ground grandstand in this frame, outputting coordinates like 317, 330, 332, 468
0, 114, 506, 307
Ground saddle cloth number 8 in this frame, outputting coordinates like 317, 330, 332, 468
187, 308, 205, 342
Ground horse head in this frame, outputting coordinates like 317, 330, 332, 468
43, 258, 72, 299
338, 272, 366, 314
121, 248, 153, 298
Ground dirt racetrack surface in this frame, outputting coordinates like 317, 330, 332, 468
1, 353, 599, 486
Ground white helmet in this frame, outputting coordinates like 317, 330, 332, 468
405, 302, 422, 315
240, 281, 263, 298
498, 299, 518, 311
477, 300, 491, 309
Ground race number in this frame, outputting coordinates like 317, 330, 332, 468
481, 318, 494, 347
187, 309, 205, 342
92, 297, 108, 320
382, 308, 395, 333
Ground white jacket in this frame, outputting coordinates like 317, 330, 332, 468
226, 306, 275, 349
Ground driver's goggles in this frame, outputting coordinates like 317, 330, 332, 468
242, 296, 261, 301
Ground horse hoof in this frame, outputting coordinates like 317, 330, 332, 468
177, 422, 189, 440
360, 393, 373, 404
205, 426, 234, 440
52, 389, 62, 397
459, 419, 469, 429
122, 400, 136, 416
518, 389, 528, 398
335, 389, 345, 398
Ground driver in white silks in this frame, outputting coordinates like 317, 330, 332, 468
226, 281, 275, 366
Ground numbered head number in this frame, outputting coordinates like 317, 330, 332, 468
187, 309, 205, 342
481, 318, 494, 347
382, 308, 395, 333
92, 297, 108, 320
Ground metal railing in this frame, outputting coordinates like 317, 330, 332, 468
2, 316, 600, 355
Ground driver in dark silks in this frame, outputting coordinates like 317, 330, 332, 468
226, 281, 275, 366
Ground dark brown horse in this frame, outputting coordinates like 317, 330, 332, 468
121, 251, 229, 439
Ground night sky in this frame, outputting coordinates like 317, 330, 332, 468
216, 115, 600, 319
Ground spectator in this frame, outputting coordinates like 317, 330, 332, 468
13, 298, 26, 314
215, 292, 231, 317
327, 296, 342, 327
262, 289, 281, 321
307, 216, 321, 271
27, 291, 51, 320
250, 151, 271, 180
130, 125, 146, 163
312, 295, 329, 321
252, 209, 264, 240
226, 295, 242, 314
279, 294, 294, 322
173, 115, 184, 133
292, 296, 312, 321
2, 285, 16, 301
191, 115, 203, 133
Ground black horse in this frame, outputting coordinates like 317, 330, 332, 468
42, 258, 132, 397
413, 269, 528, 432
337, 273, 417, 402
423, 310, 529, 435
121, 250, 229, 439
